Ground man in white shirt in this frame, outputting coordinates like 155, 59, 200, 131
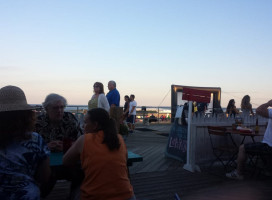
127, 94, 137, 133
226, 100, 272, 180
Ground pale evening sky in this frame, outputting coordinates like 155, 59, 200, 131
1, 0, 272, 108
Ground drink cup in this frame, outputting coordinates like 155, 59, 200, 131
232, 123, 237, 130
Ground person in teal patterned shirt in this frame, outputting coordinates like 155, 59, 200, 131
0, 85, 51, 200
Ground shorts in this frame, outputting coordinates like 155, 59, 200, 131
126, 115, 136, 124
244, 142, 272, 154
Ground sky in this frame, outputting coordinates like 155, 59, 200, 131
1, 0, 272, 108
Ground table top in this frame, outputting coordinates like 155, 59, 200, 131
226, 128, 265, 136
50, 150, 143, 166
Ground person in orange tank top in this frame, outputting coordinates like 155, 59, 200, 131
63, 108, 136, 200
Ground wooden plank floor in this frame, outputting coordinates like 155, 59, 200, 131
45, 124, 272, 200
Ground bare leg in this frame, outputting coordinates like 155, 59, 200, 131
237, 144, 247, 175
127, 123, 132, 131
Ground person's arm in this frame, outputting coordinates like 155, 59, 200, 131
234, 106, 239, 114
256, 100, 272, 118
100, 94, 110, 112
128, 106, 136, 116
63, 135, 84, 166
250, 104, 254, 115
124, 102, 130, 115
128, 102, 136, 116
111, 90, 120, 107
47, 140, 63, 152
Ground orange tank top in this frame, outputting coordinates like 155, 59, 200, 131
80, 131, 134, 200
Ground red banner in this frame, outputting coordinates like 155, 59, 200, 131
182, 87, 211, 103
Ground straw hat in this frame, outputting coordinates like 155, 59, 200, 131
0, 85, 35, 112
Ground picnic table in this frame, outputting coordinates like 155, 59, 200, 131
50, 151, 143, 167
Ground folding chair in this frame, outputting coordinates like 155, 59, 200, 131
207, 126, 238, 172
246, 149, 272, 177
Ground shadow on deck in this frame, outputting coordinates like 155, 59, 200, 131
46, 124, 272, 200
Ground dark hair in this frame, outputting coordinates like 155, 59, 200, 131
93, 82, 104, 94
87, 108, 120, 150
226, 99, 236, 114
130, 94, 135, 99
124, 95, 129, 99
241, 95, 251, 109
0, 110, 35, 147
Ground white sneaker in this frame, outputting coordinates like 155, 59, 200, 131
226, 170, 244, 180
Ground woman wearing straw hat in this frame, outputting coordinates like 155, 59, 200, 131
0, 85, 51, 200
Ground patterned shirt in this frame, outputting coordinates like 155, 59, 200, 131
35, 112, 83, 144
0, 132, 50, 200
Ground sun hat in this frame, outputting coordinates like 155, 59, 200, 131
0, 85, 35, 112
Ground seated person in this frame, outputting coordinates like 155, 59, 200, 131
241, 95, 254, 116
226, 99, 239, 117
226, 100, 272, 180
35, 93, 83, 197
63, 108, 136, 200
0, 86, 50, 199
213, 100, 224, 116
196, 102, 207, 116
35, 93, 82, 150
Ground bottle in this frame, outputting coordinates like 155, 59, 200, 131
255, 118, 259, 133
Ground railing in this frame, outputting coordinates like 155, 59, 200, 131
33, 104, 259, 126
32, 105, 172, 125
62, 105, 172, 125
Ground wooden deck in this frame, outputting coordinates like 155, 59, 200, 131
45, 124, 272, 200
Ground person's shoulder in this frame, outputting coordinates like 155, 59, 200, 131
113, 88, 120, 94
64, 112, 78, 121
26, 132, 44, 144
36, 112, 46, 120
64, 111, 73, 116
35, 113, 48, 128
268, 109, 272, 117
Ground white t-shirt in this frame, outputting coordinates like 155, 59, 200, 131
262, 109, 272, 147
129, 100, 137, 115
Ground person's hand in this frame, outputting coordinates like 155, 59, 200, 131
48, 140, 63, 152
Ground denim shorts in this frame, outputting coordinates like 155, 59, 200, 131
126, 115, 136, 124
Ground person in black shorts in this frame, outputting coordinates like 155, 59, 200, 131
226, 100, 272, 180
